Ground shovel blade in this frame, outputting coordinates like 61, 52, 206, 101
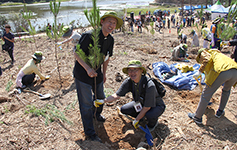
39, 93, 51, 100
139, 125, 153, 146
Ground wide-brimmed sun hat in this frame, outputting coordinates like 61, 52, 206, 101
32, 51, 45, 60
122, 60, 146, 75
182, 44, 188, 50
196, 48, 206, 63
62, 26, 73, 38
100, 11, 123, 29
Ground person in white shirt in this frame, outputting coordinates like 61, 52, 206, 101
190, 30, 199, 47
57, 26, 81, 51
201, 24, 212, 48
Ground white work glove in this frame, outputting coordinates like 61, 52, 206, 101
94, 99, 104, 107
57, 42, 62, 50
132, 119, 139, 129
193, 71, 202, 78
45, 75, 50, 80
57, 42, 62, 45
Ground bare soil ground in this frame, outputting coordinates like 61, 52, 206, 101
0, 21, 237, 150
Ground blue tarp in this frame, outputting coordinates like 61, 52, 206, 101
152, 62, 205, 90
194, 5, 211, 9
178, 5, 195, 10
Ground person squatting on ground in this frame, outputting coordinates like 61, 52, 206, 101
190, 30, 199, 47
94, 60, 166, 131
201, 24, 212, 48
1, 24, 15, 65
178, 33, 187, 44
73, 11, 123, 143
210, 17, 221, 50
220, 40, 237, 63
188, 48, 237, 124
16, 51, 50, 89
57, 26, 81, 51
170, 44, 188, 61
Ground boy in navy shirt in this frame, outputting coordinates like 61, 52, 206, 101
2, 24, 15, 65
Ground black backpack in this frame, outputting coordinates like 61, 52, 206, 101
129, 73, 166, 103
145, 73, 166, 98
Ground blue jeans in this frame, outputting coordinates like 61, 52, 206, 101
211, 37, 221, 50
121, 101, 165, 128
75, 78, 105, 136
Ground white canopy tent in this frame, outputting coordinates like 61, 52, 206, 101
206, 0, 228, 20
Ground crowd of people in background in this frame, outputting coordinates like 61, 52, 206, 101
126, 9, 208, 34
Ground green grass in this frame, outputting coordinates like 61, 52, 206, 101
4, 105, 9, 113
25, 104, 73, 126
65, 99, 77, 111
0, 2, 24, 6
5, 80, 13, 92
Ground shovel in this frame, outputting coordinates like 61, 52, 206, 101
194, 75, 203, 92
24, 88, 51, 100
116, 106, 154, 146
194, 76, 212, 106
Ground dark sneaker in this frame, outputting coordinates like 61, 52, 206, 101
188, 113, 202, 124
148, 120, 159, 132
11, 60, 15, 65
215, 109, 225, 118
86, 134, 102, 143
95, 115, 106, 122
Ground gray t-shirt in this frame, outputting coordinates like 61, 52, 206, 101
70, 31, 81, 46
116, 76, 165, 107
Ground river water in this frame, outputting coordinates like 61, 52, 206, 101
0, 0, 153, 32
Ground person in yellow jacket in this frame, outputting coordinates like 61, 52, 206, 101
16, 51, 50, 88
188, 48, 237, 124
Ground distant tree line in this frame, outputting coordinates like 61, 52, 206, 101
1, 0, 52, 3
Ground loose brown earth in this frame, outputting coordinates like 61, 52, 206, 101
0, 21, 237, 150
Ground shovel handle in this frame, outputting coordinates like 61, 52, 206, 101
194, 76, 203, 92
24, 89, 41, 96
